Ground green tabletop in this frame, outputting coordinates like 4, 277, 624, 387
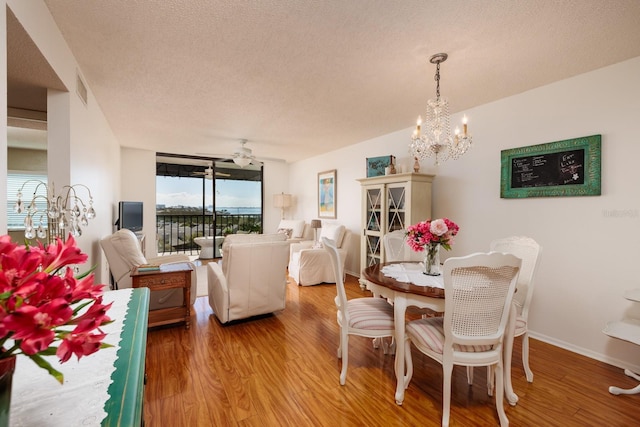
102, 287, 150, 427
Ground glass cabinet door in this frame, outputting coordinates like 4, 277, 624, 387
364, 186, 383, 266
387, 184, 406, 232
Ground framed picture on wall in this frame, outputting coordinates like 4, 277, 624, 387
318, 169, 337, 219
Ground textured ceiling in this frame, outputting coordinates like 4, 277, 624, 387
10, 1, 640, 162
7, 8, 65, 112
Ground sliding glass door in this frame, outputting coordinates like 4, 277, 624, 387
156, 154, 263, 257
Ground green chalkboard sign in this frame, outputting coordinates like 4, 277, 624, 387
500, 135, 601, 198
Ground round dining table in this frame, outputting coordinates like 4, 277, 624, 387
361, 262, 519, 406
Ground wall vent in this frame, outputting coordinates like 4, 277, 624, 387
76, 73, 88, 105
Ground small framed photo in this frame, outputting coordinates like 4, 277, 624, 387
318, 169, 337, 219
366, 155, 395, 177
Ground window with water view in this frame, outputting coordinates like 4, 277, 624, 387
156, 155, 263, 257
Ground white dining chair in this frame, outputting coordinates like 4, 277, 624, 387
323, 237, 395, 385
383, 229, 423, 262
490, 236, 542, 382
383, 230, 441, 320
404, 252, 521, 427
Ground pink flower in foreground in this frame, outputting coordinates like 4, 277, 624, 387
70, 298, 112, 333
40, 235, 88, 274
0, 233, 111, 383
57, 331, 108, 362
3, 299, 73, 354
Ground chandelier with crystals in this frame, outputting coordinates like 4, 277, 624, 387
409, 53, 473, 165
14, 181, 96, 243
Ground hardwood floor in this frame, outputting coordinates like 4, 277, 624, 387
143, 274, 637, 426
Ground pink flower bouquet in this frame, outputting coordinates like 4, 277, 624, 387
0, 235, 112, 383
406, 218, 460, 252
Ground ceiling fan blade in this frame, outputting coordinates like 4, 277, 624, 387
196, 139, 286, 164
254, 156, 286, 163
195, 152, 231, 159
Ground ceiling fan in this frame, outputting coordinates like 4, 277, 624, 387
197, 139, 285, 167
191, 166, 230, 179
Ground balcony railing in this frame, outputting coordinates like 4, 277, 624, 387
156, 213, 262, 256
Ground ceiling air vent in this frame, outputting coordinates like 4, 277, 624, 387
76, 73, 88, 105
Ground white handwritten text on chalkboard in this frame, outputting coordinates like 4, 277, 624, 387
511, 149, 584, 189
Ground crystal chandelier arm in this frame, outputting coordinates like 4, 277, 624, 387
17, 179, 47, 193
66, 184, 94, 201
16, 179, 48, 201
59, 184, 94, 208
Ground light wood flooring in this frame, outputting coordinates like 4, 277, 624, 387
143, 274, 638, 426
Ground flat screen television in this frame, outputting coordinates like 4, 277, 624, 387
118, 201, 143, 232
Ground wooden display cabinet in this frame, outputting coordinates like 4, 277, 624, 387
357, 172, 434, 285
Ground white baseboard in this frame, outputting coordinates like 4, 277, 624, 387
529, 331, 640, 374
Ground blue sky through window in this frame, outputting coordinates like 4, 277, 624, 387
156, 176, 261, 209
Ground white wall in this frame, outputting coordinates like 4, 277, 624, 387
290, 57, 640, 373
120, 148, 156, 255
0, 5, 7, 233
6, 0, 121, 285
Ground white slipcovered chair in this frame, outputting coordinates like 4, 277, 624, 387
99, 228, 197, 310
383, 229, 423, 262
323, 237, 395, 385
288, 223, 348, 286
208, 233, 290, 323
404, 252, 521, 427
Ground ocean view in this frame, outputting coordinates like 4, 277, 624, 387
216, 206, 261, 215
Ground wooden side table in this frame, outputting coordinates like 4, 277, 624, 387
131, 262, 193, 329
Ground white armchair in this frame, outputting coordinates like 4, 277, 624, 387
288, 224, 348, 286
99, 228, 197, 310
208, 233, 290, 323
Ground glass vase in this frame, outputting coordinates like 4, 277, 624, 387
424, 244, 441, 276
0, 355, 16, 426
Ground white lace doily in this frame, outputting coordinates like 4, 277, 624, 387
381, 262, 445, 288
10, 288, 133, 427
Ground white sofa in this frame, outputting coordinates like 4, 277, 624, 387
99, 228, 198, 310
288, 224, 348, 286
208, 233, 290, 323
276, 219, 314, 244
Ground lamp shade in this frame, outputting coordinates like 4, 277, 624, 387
310, 219, 322, 229
273, 193, 292, 208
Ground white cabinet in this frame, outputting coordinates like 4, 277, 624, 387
603, 289, 640, 395
357, 173, 434, 271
